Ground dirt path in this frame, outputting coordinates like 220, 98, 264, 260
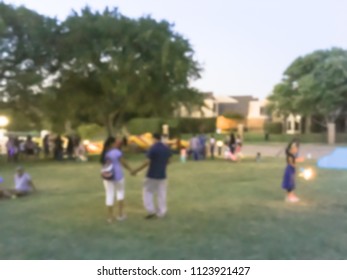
241, 144, 345, 159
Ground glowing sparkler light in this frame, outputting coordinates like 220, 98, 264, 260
299, 168, 314, 180
303, 168, 313, 180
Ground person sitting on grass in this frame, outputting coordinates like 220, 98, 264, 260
13, 166, 37, 197
0, 167, 37, 199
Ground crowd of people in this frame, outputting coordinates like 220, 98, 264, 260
1, 130, 303, 223
5, 135, 40, 162
187, 132, 243, 162
43, 134, 87, 161
5, 134, 87, 163
1, 132, 173, 222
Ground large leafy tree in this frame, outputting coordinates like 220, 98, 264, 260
0, 3, 60, 130
48, 8, 202, 135
0, 4, 203, 134
268, 48, 347, 143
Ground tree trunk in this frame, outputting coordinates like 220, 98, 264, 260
345, 116, 347, 133
112, 113, 124, 137
327, 122, 336, 145
305, 115, 312, 134
64, 120, 73, 134
282, 115, 287, 134
105, 114, 115, 137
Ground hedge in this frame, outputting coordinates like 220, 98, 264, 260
77, 124, 106, 140
264, 122, 283, 134
126, 118, 162, 135
126, 117, 216, 135
176, 117, 216, 134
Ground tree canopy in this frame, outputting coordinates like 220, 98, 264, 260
268, 48, 347, 124
0, 3, 60, 130
0, 4, 203, 134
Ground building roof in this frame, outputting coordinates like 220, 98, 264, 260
201, 92, 214, 99
227, 95, 259, 116
230, 95, 259, 102
200, 92, 238, 103
214, 96, 238, 103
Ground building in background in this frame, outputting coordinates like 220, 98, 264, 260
228, 95, 269, 131
176, 93, 271, 131
175, 92, 238, 118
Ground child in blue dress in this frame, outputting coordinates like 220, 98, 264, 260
282, 140, 300, 202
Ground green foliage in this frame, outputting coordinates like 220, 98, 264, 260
0, 3, 60, 130
52, 8, 203, 135
0, 3, 203, 135
177, 117, 216, 134
77, 124, 106, 140
263, 122, 283, 134
268, 48, 347, 123
126, 117, 216, 135
0, 108, 40, 131
126, 118, 162, 135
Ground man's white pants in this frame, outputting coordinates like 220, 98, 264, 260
143, 178, 167, 217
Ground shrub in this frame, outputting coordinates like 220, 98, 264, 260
126, 117, 216, 135
264, 122, 283, 134
126, 118, 162, 135
77, 124, 105, 140
176, 117, 216, 134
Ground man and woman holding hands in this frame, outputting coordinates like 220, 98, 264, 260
100, 133, 171, 223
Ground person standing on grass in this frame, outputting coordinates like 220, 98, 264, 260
54, 135, 64, 161
198, 134, 206, 160
235, 134, 243, 161
209, 134, 216, 159
189, 134, 200, 161
132, 133, 172, 219
43, 134, 50, 159
282, 140, 301, 203
229, 132, 236, 154
100, 136, 133, 223
6, 137, 15, 163
25, 135, 36, 159
66, 135, 75, 160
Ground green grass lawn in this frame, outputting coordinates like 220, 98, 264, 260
1, 155, 347, 260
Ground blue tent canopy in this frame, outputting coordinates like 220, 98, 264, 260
317, 148, 347, 170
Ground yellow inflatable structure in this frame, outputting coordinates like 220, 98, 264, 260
128, 133, 154, 150
129, 133, 189, 150
83, 133, 189, 154
216, 116, 238, 133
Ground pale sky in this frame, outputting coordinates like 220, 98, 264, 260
3, 0, 347, 99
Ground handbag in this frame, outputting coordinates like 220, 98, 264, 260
101, 162, 114, 180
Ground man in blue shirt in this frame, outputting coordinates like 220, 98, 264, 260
133, 133, 172, 219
